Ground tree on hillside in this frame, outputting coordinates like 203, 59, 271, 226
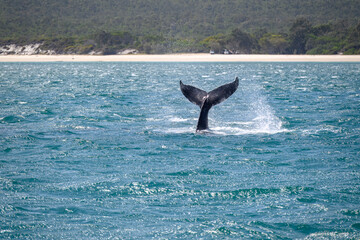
226, 28, 256, 53
345, 22, 360, 54
200, 34, 226, 53
259, 34, 288, 54
289, 18, 312, 54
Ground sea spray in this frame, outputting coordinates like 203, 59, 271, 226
251, 94, 283, 134
209, 76, 285, 135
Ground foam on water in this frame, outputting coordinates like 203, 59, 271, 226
169, 117, 188, 122
161, 114, 286, 135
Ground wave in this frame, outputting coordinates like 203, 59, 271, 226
162, 127, 195, 134
0, 115, 25, 123
53, 177, 313, 200
160, 117, 287, 135
169, 117, 189, 122
166, 168, 227, 176
210, 125, 287, 135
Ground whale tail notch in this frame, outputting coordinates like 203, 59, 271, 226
180, 77, 239, 131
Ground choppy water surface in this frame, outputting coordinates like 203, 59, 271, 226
1, 62, 360, 239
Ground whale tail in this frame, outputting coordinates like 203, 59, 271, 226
180, 77, 239, 131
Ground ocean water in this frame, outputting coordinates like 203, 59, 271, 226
0, 62, 359, 239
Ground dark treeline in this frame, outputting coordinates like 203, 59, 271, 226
0, 0, 359, 54
3, 18, 358, 55
203, 18, 360, 55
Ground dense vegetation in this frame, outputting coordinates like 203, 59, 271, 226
0, 0, 359, 54
202, 19, 360, 55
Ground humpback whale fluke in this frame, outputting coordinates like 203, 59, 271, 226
180, 77, 239, 131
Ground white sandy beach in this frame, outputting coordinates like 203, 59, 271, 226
0, 54, 359, 62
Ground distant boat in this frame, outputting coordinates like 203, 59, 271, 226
224, 49, 229, 54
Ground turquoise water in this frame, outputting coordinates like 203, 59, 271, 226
1, 62, 360, 239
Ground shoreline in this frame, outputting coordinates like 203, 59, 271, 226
0, 54, 360, 62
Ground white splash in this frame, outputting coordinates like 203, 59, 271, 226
156, 97, 286, 136
158, 79, 286, 136
162, 127, 195, 134
169, 117, 188, 122
250, 95, 284, 134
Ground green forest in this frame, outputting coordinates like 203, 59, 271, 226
0, 0, 359, 54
